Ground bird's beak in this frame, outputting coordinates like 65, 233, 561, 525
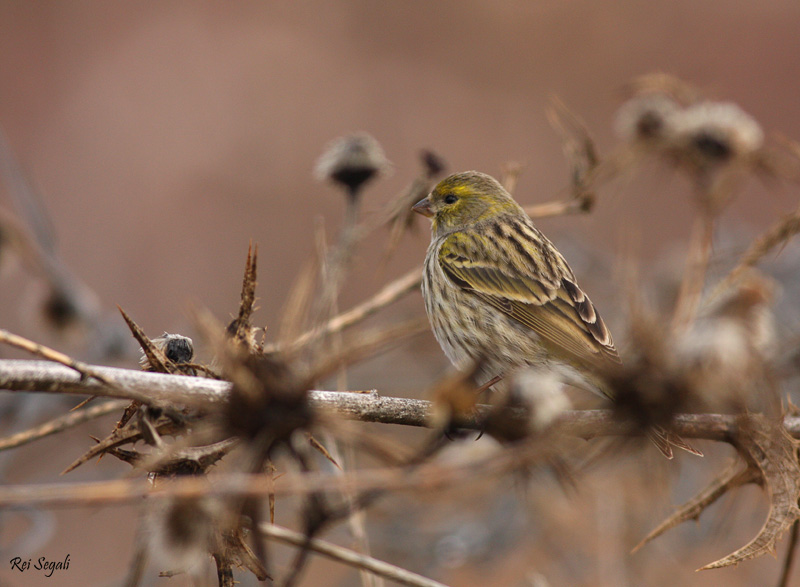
412, 197, 434, 218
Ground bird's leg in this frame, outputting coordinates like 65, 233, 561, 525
476, 374, 503, 396
473, 374, 503, 440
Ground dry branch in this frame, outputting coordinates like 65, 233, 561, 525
259, 523, 448, 587
0, 399, 127, 451
2, 360, 800, 441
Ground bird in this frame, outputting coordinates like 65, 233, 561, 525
413, 170, 698, 458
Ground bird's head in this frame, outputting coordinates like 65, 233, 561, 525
412, 171, 522, 236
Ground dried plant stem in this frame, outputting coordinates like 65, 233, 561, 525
316, 197, 362, 327
267, 267, 423, 354
213, 554, 235, 587
311, 318, 429, 382
523, 199, 592, 219
0, 329, 115, 387
778, 520, 800, 587
259, 523, 448, 587
671, 211, 715, 330
500, 161, 523, 194
710, 207, 800, 302
0, 399, 127, 451
328, 294, 382, 587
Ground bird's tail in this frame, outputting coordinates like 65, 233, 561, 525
647, 425, 704, 459
563, 369, 704, 459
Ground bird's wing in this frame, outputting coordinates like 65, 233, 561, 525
438, 230, 620, 367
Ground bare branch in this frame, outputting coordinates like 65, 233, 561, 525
0, 399, 128, 451
259, 522, 449, 587
3, 360, 800, 441
710, 206, 800, 303
0, 329, 116, 387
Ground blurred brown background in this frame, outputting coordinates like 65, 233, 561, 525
1, 2, 800, 586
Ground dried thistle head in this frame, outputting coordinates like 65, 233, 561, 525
314, 132, 389, 197
226, 320, 262, 354
709, 269, 775, 346
224, 352, 313, 443
615, 94, 681, 146
147, 495, 220, 576
42, 286, 82, 332
428, 361, 482, 431
420, 149, 446, 179
670, 101, 764, 169
616, 75, 766, 186
625, 72, 701, 105
678, 270, 777, 411
139, 333, 194, 371
605, 310, 693, 432
383, 149, 447, 259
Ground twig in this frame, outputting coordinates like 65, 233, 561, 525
0, 329, 115, 387
671, 211, 715, 330
0, 399, 128, 451
311, 318, 429, 382
266, 267, 423, 354
259, 522, 449, 587
523, 199, 594, 219
709, 206, 800, 302
500, 161, 524, 194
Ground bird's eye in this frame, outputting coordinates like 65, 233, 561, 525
444, 194, 458, 204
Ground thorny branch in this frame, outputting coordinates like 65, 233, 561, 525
0, 399, 127, 451
2, 359, 800, 442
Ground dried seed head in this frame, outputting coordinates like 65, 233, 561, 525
140, 333, 194, 370
677, 270, 777, 410
148, 496, 218, 574
226, 319, 261, 353
225, 353, 312, 441
420, 149, 446, 179
670, 101, 764, 166
615, 94, 681, 144
42, 287, 81, 331
315, 133, 389, 196
605, 311, 694, 430
626, 72, 701, 105
428, 363, 482, 430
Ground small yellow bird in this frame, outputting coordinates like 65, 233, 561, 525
413, 170, 698, 458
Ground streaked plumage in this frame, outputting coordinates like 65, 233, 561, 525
414, 171, 696, 458
416, 171, 617, 390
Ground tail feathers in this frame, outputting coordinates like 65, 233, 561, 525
648, 426, 704, 459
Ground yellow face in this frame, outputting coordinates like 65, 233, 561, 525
412, 171, 519, 236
